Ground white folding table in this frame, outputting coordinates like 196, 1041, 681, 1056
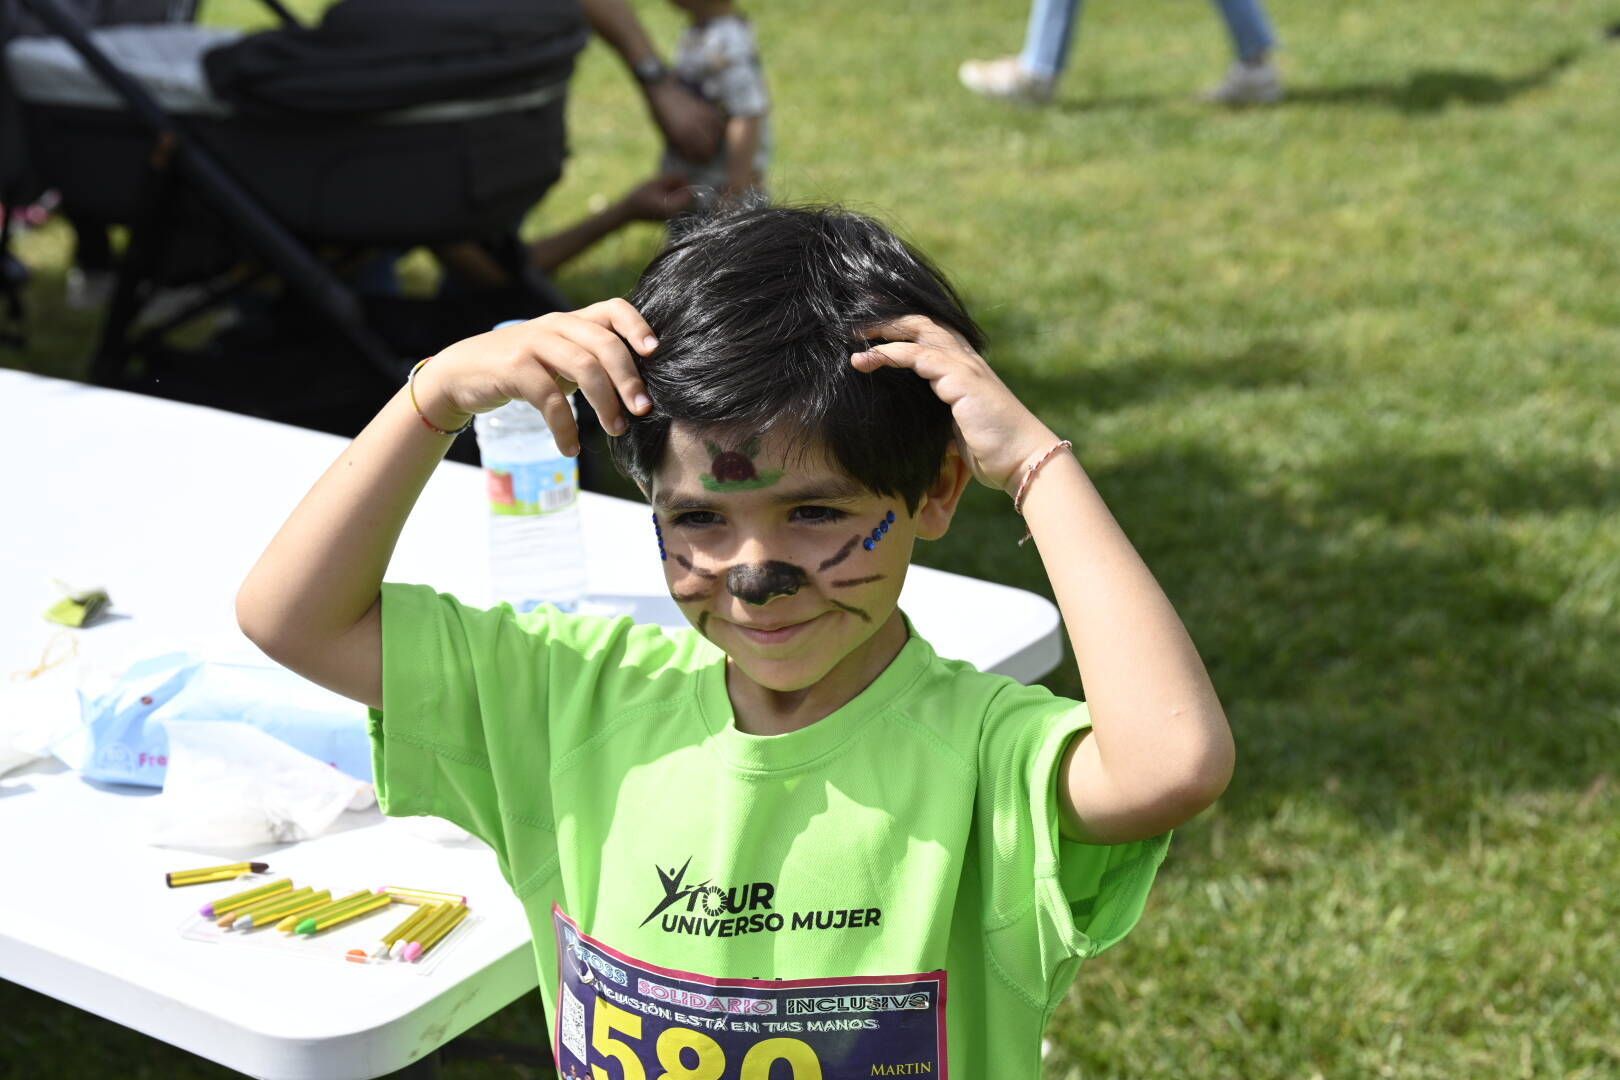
0, 369, 1063, 1078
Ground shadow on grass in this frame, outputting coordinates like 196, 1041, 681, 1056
1282, 51, 1577, 113
1055, 51, 1578, 114
934, 355, 1620, 836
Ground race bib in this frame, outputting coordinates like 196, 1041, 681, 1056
552, 906, 948, 1079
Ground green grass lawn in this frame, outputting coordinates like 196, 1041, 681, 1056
5, 1, 1619, 1077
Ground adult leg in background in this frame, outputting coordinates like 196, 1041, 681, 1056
959, 0, 1080, 102
1203, 0, 1284, 103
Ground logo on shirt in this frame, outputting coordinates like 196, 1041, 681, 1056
643, 857, 882, 938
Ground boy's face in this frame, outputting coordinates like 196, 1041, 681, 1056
648, 424, 923, 694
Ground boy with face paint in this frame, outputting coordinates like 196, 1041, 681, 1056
239, 205, 1233, 1078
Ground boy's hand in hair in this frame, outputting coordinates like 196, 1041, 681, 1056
416, 302, 660, 456
851, 316, 1059, 494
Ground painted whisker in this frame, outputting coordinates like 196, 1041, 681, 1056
830, 575, 885, 588
831, 599, 871, 623
673, 554, 716, 579
817, 536, 860, 572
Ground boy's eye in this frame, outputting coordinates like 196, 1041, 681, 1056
791, 506, 848, 524
672, 510, 722, 527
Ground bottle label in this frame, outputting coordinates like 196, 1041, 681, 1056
485, 458, 578, 516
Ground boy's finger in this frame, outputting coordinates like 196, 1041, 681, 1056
582, 298, 660, 357
857, 315, 952, 348
526, 326, 623, 433
507, 367, 581, 456
551, 318, 655, 418
850, 341, 950, 382
571, 363, 630, 438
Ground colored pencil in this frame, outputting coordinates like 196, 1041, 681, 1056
276, 889, 372, 932
399, 902, 466, 962
218, 887, 313, 928
295, 892, 392, 935
167, 862, 269, 887
379, 886, 468, 906
371, 904, 438, 958
404, 904, 469, 962
236, 889, 332, 931
199, 878, 292, 918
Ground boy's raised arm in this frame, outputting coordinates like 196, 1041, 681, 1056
235, 304, 659, 709
852, 317, 1235, 845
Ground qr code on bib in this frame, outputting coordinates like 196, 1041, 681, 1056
559, 984, 587, 1063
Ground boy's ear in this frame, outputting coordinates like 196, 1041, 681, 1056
913, 445, 973, 541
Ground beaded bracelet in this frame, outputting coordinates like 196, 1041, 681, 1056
1013, 438, 1073, 546
407, 357, 473, 437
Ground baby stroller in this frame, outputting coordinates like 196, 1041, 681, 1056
2, 0, 587, 436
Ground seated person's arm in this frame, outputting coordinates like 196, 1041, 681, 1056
578, 0, 723, 161
723, 115, 763, 196
236, 305, 661, 709
529, 176, 696, 275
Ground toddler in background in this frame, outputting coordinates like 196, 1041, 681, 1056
661, 0, 770, 203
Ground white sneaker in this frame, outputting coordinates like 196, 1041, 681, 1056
958, 56, 1055, 104
1201, 60, 1283, 105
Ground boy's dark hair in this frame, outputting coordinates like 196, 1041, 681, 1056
609, 204, 985, 513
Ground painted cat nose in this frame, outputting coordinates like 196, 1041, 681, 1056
726, 561, 808, 606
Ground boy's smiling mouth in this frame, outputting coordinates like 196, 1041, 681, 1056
727, 613, 826, 645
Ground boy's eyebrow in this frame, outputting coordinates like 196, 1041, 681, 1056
767, 479, 867, 504
654, 479, 867, 512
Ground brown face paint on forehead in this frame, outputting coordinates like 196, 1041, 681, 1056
700, 436, 784, 493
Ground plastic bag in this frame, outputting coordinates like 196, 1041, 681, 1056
52, 653, 372, 787
145, 720, 375, 847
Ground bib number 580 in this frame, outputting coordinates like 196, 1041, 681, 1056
591, 997, 823, 1080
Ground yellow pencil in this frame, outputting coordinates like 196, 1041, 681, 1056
218, 887, 313, 929
276, 889, 371, 932
369, 904, 437, 959
406, 904, 470, 961
235, 889, 332, 931
398, 902, 464, 961
382, 904, 437, 946
200, 878, 292, 918
380, 886, 468, 906
167, 861, 270, 887
387, 903, 444, 958
294, 893, 392, 935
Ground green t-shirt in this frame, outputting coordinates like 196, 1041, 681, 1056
370, 583, 1169, 1079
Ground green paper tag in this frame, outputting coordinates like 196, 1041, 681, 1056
44, 589, 109, 628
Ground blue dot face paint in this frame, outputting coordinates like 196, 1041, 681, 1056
861, 509, 897, 552
653, 511, 667, 561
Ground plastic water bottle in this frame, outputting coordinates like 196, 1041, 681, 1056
473, 397, 587, 614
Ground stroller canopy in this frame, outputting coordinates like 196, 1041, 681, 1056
203, 0, 587, 116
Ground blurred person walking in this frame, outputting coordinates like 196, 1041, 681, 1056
960, 0, 1282, 106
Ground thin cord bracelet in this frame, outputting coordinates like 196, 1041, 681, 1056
1013, 438, 1073, 546
407, 357, 473, 437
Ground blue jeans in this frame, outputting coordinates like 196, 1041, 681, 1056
1020, 0, 1277, 78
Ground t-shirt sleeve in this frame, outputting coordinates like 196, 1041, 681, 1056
978, 680, 1171, 1007
368, 582, 632, 889
708, 22, 769, 117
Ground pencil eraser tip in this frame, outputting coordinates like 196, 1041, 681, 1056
199, 904, 215, 917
